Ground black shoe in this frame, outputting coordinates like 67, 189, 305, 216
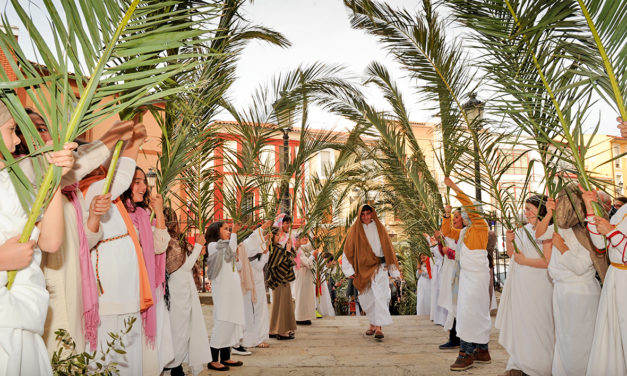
296, 320, 312, 325
207, 362, 230, 371
269, 333, 277, 338
170, 365, 185, 376
277, 333, 295, 340
439, 341, 460, 350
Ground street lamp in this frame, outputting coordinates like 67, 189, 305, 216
462, 93, 485, 202
146, 167, 157, 188
273, 91, 294, 214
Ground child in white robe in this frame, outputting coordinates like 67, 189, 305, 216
165, 212, 210, 376
83, 124, 148, 376
241, 222, 272, 349
415, 253, 432, 315
205, 221, 245, 371
0, 104, 75, 376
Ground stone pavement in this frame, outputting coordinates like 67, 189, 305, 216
194, 305, 508, 376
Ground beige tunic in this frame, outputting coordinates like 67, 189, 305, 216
39, 141, 109, 355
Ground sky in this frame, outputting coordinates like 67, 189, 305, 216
2, 0, 621, 136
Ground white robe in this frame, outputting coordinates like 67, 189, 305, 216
316, 267, 335, 317
0, 170, 50, 376
415, 264, 431, 316
440, 236, 458, 331
241, 228, 270, 348
429, 245, 447, 326
166, 244, 211, 376
209, 234, 245, 349
456, 238, 491, 345
84, 157, 143, 376
341, 221, 399, 327
141, 228, 173, 376
541, 227, 600, 376
586, 205, 627, 375
42, 141, 108, 355
293, 245, 316, 321
495, 224, 554, 376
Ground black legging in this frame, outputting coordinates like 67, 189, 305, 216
210, 347, 231, 363
449, 319, 460, 344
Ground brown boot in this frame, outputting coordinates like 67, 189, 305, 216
450, 352, 474, 371
473, 348, 491, 364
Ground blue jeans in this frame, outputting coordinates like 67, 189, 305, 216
460, 340, 488, 355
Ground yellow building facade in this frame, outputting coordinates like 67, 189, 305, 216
584, 134, 627, 196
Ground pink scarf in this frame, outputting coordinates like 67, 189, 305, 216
62, 183, 100, 351
127, 205, 164, 346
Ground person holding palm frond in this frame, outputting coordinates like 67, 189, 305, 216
164, 209, 211, 376
0, 102, 76, 376
121, 167, 173, 373
267, 227, 298, 340
293, 235, 316, 325
205, 221, 245, 371
240, 220, 272, 349
415, 253, 432, 316
81, 123, 152, 376
442, 178, 490, 371
582, 132, 627, 375
495, 195, 554, 376
342, 204, 400, 340
535, 186, 602, 376
439, 210, 464, 350
427, 233, 447, 327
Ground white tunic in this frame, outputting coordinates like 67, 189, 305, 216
586, 205, 627, 375
294, 245, 316, 321
166, 244, 211, 376
42, 141, 108, 355
0, 170, 50, 376
429, 245, 447, 325
316, 266, 335, 317
84, 157, 143, 376
542, 227, 600, 376
456, 239, 491, 344
209, 233, 245, 349
341, 221, 399, 327
439, 237, 457, 331
415, 264, 431, 316
241, 228, 270, 348
495, 224, 554, 375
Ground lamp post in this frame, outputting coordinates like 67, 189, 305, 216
274, 91, 293, 214
146, 167, 157, 189
463, 93, 485, 202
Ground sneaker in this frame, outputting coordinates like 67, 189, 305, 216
231, 346, 252, 356
473, 348, 491, 364
170, 365, 185, 376
316, 310, 323, 318
439, 341, 460, 350
450, 352, 474, 371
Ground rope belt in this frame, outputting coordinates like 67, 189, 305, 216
93, 232, 130, 294
610, 262, 627, 270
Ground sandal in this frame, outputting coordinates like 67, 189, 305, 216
365, 329, 375, 336
374, 330, 384, 339
256, 342, 270, 348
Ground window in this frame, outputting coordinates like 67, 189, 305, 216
260, 146, 276, 172
502, 150, 528, 175
241, 191, 255, 223
614, 146, 622, 168
318, 149, 335, 177
223, 140, 238, 173
616, 174, 623, 194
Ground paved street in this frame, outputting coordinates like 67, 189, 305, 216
193, 305, 507, 375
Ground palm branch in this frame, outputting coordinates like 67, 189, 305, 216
0, 0, 217, 287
